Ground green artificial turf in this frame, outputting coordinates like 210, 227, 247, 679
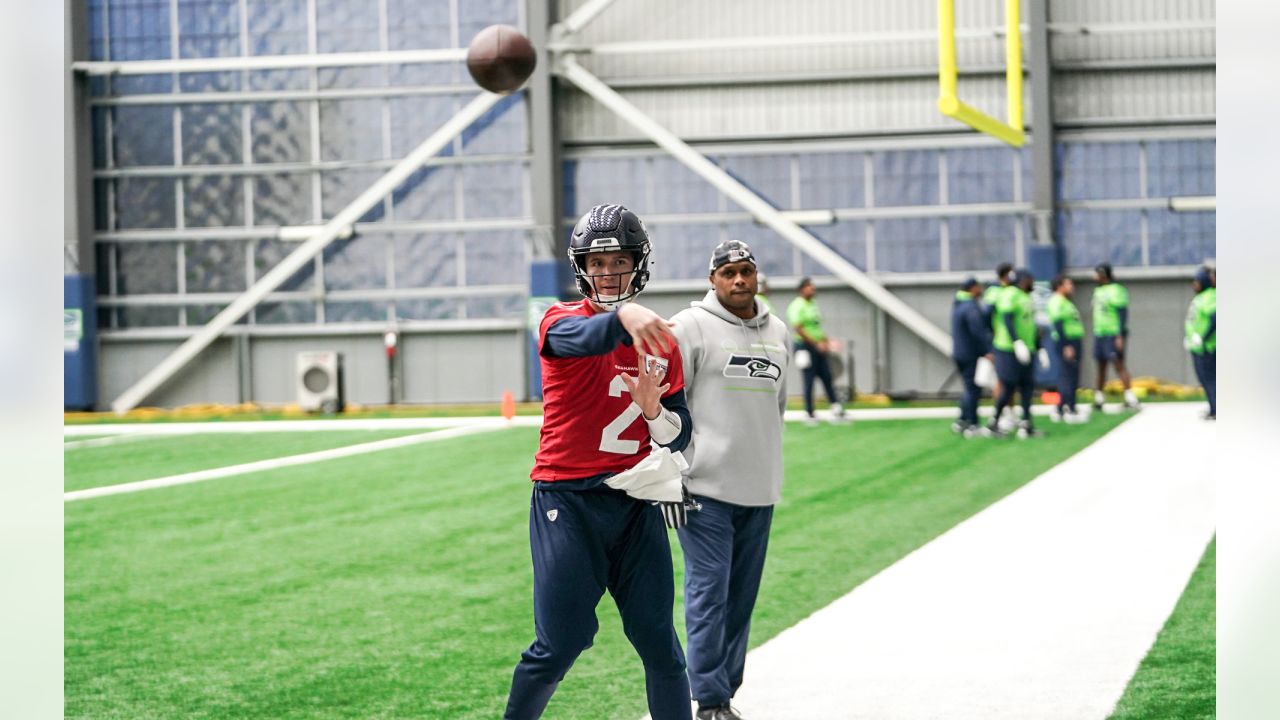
1108, 538, 1216, 720
67, 415, 1129, 719
64, 431, 429, 492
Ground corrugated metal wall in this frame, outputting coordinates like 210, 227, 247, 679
557, 0, 1215, 141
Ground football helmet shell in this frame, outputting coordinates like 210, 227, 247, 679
568, 203, 652, 310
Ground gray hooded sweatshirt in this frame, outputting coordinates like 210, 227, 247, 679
670, 290, 790, 506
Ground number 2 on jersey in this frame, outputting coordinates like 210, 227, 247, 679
600, 374, 642, 454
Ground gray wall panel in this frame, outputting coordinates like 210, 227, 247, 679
399, 332, 526, 403
99, 338, 240, 408
1054, 69, 1215, 125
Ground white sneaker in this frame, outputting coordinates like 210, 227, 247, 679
805, 415, 819, 427
1093, 393, 1105, 410
1123, 389, 1141, 409
1064, 409, 1087, 424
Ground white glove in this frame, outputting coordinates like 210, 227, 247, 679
1185, 333, 1203, 351
974, 356, 996, 389
1013, 339, 1031, 365
1037, 348, 1051, 370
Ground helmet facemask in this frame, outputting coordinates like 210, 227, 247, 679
570, 246, 651, 311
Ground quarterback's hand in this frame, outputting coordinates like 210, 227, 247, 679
620, 356, 670, 420
1013, 339, 1032, 365
617, 303, 678, 357
658, 486, 702, 529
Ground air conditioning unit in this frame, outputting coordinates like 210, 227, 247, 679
297, 351, 343, 413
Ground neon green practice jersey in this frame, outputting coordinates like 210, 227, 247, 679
786, 297, 826, 344
1047, 294, 1085, 341
1091, 283, 1129, 337
993, 287, 1036, 351
1185, 287, 1216, 354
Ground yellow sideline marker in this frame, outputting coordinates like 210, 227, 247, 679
937, 0, 1024, 147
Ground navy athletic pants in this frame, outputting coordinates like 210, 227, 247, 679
1057, 340, 1081, 412
505, 487, 691, 720
1193, 351, 1216, 416
993, 349, 1034, 424
676, 497, 773, 710
795, 341, 838, 416
954, 357, 980, 425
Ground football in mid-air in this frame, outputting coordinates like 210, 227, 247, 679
466, 24, 537, 94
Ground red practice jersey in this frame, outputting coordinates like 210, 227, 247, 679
531, 300, 684, 481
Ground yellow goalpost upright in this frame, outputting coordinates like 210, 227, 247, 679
937, 0, 1025, 147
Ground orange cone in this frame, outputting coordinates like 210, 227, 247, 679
501, 390, 516, 420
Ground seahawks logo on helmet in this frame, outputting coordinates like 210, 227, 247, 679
724, 354, 781, 381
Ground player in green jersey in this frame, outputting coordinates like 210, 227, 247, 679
1047, 275, 1087, 423
987, 268, 1042, 438
1090, 263, 1139, 410
1185, 267, 1216, 419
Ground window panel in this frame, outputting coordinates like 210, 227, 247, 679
255, 239, 315, 290
1146, 140, 1215, 198
644, 223, 714, 282
324, 301, 389, 322
947, 215, 1018, 272
466, 295, 524, 319
462, 94, 528, 155
256, 301, 316, 324
462, 163, 526, 219
177, 0, 240, 92
649, 156, 718, 215
874, 218, 941, 272
389, 96, 458, 158
946, 148, 1015, 204
387, 0, 452, 51
115, 177, 177, 229
392, 166, 457, 222
108, 0, 172, 94
113, 106, 174, 167
464, 231, 528, 286
119, 307, 181, 327
320, 99, 385, 162
247, 0, 307, 56
251, 102, 309, 164
721, 155, 792, 210
798, 152, 865, 210
185, 240, 247, 293
315, 0, 381, 53
396, 298, 462, 320
873, 150, 939, 207
184, 176, 244, 228
394, 234, 458, 288
802, 221, 868, 275
323, 235, 390, 290
322, 169, 386, 223
181, 105, 242, 165
1060, 209, 1143, 268
1147, 209, 1216, 266
116, 242, 178, 294
459, 0, 519, 47
1058, 142, 1140, 201
255, 173, 313, 226
564, 157, 648, 217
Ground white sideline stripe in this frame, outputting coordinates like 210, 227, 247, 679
63, 424, 504, 502
719, 402, 1215, 720
63, 403, 1143, 437
64, 434, 162, 450
63, 415, 544, 436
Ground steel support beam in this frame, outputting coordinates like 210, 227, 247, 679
111, 91, 503, 413
1028, 0, 1057, 246
556, 55, 952, 357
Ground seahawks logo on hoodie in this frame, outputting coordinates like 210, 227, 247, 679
724, 354, 782, 382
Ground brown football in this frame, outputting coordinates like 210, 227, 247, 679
466, 25, 537, 94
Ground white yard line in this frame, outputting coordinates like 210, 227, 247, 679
64, 434, 163, 451
719, 402, 1215, 720
64, 424, 505, 502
